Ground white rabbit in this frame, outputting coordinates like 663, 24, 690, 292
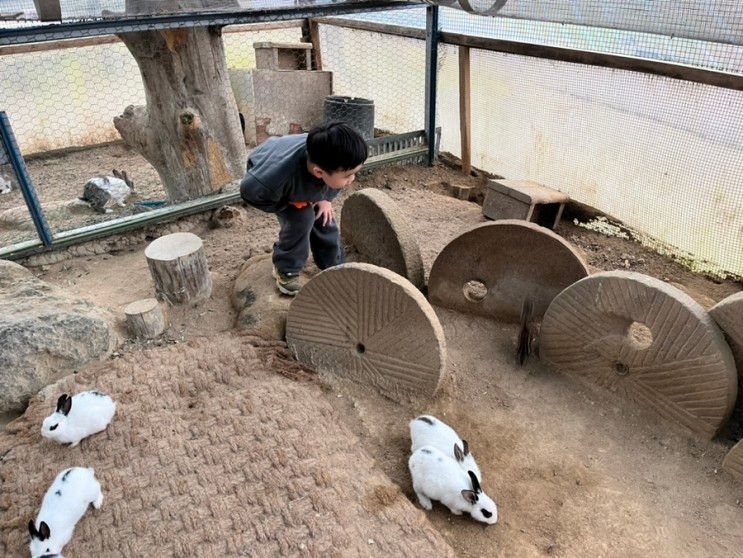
79, 169, 134, 214
41, 392, 116, 447
409, 446, 497, 525
28, 467, 103, 558
409, 415, 482, 482
0, 171, 12, 195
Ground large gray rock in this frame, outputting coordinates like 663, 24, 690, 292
0, 260, 118, 413
231, 254, 310, 340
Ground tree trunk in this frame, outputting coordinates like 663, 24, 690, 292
114, 8, 246, 203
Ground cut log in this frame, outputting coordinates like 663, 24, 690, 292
145, 232, 212, 305
124, 298, 166, 339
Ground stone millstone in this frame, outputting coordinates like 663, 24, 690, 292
428, 220, 589, 322
722, 439, 743, 483
710, 292, 743, 376
541, 271, 738, 439
286, 263, 446, 400
340, 188, 425, 289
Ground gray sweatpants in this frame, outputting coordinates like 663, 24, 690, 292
273, 204, 344, 275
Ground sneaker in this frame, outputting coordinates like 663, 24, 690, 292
272, 266, 301, 296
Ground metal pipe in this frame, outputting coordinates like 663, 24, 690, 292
424, 5, 440, 166
0, 111, 53, 246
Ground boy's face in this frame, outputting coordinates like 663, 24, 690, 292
312, 164, 363, 190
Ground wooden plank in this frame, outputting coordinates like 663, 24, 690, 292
223, 20, 304, 34
0, 20, 303, 56
0, 35, 119, 56
308, 19, 323, 70
312, 16, 426, 41
458, 45, 471, 176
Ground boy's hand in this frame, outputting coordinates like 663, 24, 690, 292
315, 200, 335, 227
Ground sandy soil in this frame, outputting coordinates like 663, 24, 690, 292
3, 147, 743, 557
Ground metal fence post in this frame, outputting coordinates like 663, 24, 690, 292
424, 5, 440, 166
0, 112, 53, 246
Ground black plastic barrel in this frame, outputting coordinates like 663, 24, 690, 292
323, 96, 375, 141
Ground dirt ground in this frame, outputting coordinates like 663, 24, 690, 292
3, 146, 743, 557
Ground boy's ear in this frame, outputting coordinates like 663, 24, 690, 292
309, 165, 325, 179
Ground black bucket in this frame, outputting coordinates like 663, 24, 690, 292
323, 96, 375, 141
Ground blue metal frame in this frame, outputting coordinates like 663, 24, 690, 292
0, 112, 53, 246
424, 5, 440, 166
0, 2, 420, 46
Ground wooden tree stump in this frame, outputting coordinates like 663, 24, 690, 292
145, 232, 212, 305
124, 298, 166, 339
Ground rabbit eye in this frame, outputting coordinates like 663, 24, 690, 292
49, 424, 58, 431
481, 509, 492, 518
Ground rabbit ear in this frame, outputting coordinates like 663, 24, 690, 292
468, 470, 482, 494
28, 520, 38, 539
462, 439, 470, 456
38, 521, 51, 541
461, 489, 478, 505
453, 443, 464, 462
56, 394, 68, 413
61, 395, 72, 416
112, 169, 121, 178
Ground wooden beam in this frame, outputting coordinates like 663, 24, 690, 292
308, 19, 323, 70
312, 16, 426, 41
440, 31, 743, 92
312, 17, 742, 91
458, 45, 471, 176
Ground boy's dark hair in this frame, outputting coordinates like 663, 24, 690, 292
306, 122, 368, 173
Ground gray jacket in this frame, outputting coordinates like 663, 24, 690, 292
239, 134, 339, 213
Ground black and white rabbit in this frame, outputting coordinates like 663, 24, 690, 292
28, 467, 103, 558
409, 445, 498, 525
79, 169, 134, 214
409, 415, 482, 482
0, 170, 12, 195
41, 392, 116, 447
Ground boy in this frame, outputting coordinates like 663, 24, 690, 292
240, 122, 367, 295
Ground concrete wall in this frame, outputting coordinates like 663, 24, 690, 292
251, 69, 333, 142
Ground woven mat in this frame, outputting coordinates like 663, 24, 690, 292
0, 334, 455, 557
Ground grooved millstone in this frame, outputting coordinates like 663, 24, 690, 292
340, 188, 425, 289
428, 220, 589, 322
710, 292, 743, 376
722, 440, 743, 483
541, 271, 738, 439
286, 263, 446, 400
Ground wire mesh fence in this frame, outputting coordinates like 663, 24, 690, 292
0, 23, 319, 245
434, 6, 743, 277
0, 2, 741, 277
317, 13, 427, 137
